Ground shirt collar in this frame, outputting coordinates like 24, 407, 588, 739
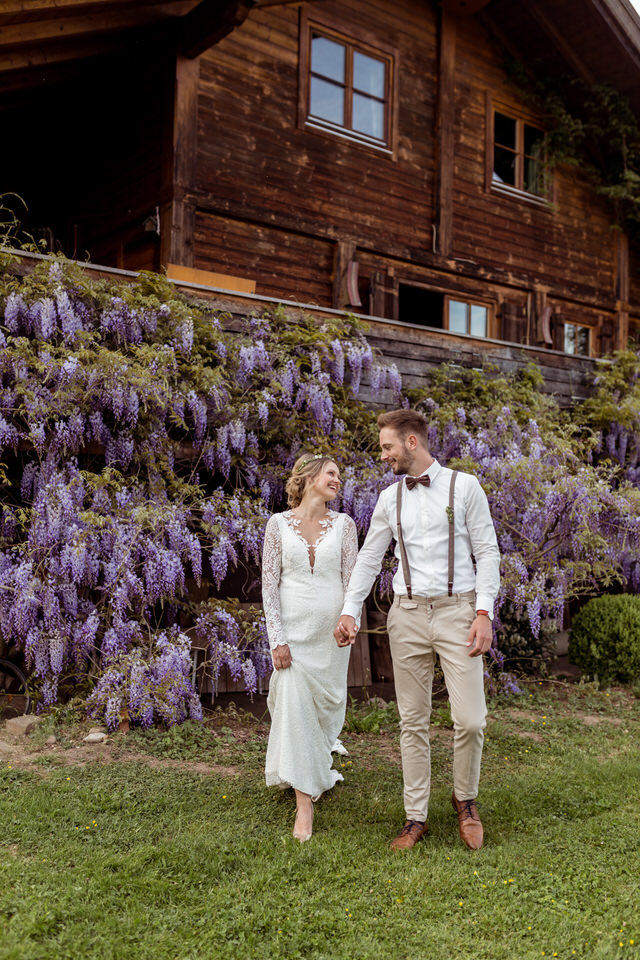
407, 460, 441, 482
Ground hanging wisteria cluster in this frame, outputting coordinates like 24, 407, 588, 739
0, 255, 398, 725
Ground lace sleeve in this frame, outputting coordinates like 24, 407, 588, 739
341, 515, 359, 594
261, 515, 286, 650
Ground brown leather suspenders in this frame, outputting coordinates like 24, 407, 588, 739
447, 470, 457, 596
396, 470, 458, 599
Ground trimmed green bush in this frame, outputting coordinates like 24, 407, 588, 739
569, 594, 640, 683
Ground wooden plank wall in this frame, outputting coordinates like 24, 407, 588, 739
452, 14, 617, 312
190, 0, 640, 356
194, 0, 438, 303
194, 211, 334, 305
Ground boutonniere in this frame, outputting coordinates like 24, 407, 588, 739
446, 506, 454, 524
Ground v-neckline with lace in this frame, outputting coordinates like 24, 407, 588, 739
284, 509, 338, 573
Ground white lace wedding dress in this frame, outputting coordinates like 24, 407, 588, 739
262, 510, 359, 797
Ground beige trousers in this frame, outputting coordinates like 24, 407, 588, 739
387, 592, 487, 822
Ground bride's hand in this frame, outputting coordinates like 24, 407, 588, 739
272, 644, 292, 670
334, 615, 357, 647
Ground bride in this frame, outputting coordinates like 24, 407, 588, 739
262, 453, 358, 841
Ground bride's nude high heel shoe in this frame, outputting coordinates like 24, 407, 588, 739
293, 803, 313, 842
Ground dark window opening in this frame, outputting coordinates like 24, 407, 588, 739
398, 285, 445, 328
492, 108, 548, 199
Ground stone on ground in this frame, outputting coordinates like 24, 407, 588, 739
5, 715, 42, 737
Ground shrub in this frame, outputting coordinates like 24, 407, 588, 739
569, 594, 640, 683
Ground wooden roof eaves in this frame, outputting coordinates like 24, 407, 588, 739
588, 0, 640, 72
180, 0, 330, 59
181, 0, 258, 59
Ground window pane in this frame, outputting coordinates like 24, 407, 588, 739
353, 51, 385, 98
524, 124, 544, 156
524, 155, 545, 195
311, 35, 345, 83
470, 304, 488, 338
524, 126, 545, 195
564, 324, 576, 354
577, 326, 590, 356
493, 146, 516, 185
494, 112, 516, 149
352, 93, 384, 139
310, 76, 344, 125
449, 300, 468, 334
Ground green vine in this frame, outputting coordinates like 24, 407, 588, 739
506, 57, 640, 243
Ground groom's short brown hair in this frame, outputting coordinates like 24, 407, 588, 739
377, 409, 429, 446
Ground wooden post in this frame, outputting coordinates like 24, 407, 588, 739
615, 231, 630, 349
435, 6, 456, 258
160, 52, 200, 269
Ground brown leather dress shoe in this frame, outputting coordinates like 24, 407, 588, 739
389, 819, 428, 850
451, 792, 483, 849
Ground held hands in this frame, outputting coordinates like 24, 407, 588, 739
466, 614, 493, 657
334, 615, 357, 648
272, 643, 292, 670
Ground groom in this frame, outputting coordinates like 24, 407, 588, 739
334, 409, 500, 850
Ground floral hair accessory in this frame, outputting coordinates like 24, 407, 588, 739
296, 454, 326, 472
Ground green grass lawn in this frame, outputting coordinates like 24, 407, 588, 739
0, 683, 638, 960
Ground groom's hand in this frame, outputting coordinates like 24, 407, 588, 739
466, 615, 493, 657
334, 615, 357, 647
272, 644, 292, 670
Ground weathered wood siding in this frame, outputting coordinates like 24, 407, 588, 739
190, 0, 639, 358
453, 14, 617, 312
193, 0, 438, 304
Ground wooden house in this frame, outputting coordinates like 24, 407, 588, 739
3, 0, 640, 693
1, 0, 640, 398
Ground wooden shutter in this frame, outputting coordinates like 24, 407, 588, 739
500, 301, 527, 343
368, 272, 397, 319
598, 317, 614, 357
551, 313, 565, 352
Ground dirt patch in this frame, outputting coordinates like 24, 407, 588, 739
135, 755, 241, 776
430, 727, 455, 741
0, 734, 245, 777
581, 715, 623, 727
347, 730, 401, 769
515, 730, 544, 742
505, 710, 542, 723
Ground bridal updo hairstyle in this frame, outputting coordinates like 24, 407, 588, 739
286, 454, 335, 509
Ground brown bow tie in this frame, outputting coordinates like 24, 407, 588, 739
405, 474, 430, 491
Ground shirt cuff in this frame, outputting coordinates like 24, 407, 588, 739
475, 596, 495, 621
341, 602, 362, 630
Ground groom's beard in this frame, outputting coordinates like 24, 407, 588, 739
390, 453, 416, 475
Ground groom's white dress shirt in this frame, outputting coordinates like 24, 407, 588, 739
341, 460, 500, 624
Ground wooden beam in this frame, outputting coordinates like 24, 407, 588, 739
159, 51, 199, 269
255, 0, 326, 6
527, 0, 595, 85
0, 1, 193, 27
435, 5, 456, 258
441, 0, 491, 14
181, 0, 257, 59
0, 7, 186, 46
614, 231, 630, 349
589, 0, 640, 72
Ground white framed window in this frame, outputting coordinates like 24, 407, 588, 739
488, 100, 551, 202
447, 297, 489, 338
564, 323, 590, 356
299, 15, 396, 154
